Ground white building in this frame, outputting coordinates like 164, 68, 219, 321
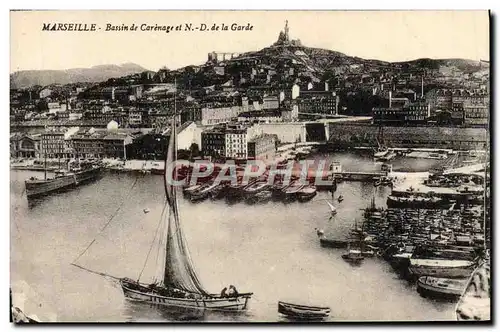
225, 128, 248, 159
177, 122, 202, 150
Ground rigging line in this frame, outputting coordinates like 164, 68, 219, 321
71, 176, 140, 264
152, 201, 167, 283
137, 203, 167, 283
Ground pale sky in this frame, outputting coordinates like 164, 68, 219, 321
10, 10, 490, 72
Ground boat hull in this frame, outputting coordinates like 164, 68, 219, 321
25, 167, 102, 199
409, 262, 476, 279
278, 301, 329, 320
319, 238, 347, 248
416, 276, 465, 300
121, 282, 251, 311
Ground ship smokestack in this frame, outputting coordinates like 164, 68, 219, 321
389, 91, 392, 108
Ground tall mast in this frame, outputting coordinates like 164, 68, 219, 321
44, 123, 47, 180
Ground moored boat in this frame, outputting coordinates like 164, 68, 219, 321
183, 184, 202, 197
387, 195, 454, 210
25, 161, 102, 199
282, 181, 305, 202
409, 258, 476, 278
243, 180, 270, 196
189, 182, 220, 202
417, 276, 467, 300
297, 185, 317, 202
342, 248, 365, 263
278, 301, 330, 320
319, 238, 347, 249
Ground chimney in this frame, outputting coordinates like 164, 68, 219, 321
421, 76, 424, 99
389, 91, 392, 108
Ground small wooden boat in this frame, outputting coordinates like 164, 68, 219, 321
183, 184, 202, 197
282, 181, 305, 202
342, 249, 365, 263
243, 180, 270, 196
297, 185, 317, 202
409, 258, 476, 278
278, 301, 330, 320
143, 208, 150, 214
417, 276, 467, 300
337, 195, 344, 203
320, 238, 347, 249
190, 183, 220, 202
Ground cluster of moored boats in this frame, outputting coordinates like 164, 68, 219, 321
318, 194, 487, 302
182, 177, 319, 204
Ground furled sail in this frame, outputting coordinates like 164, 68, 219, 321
161, 118, 210, 296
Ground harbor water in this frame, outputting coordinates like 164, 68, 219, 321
10, 152, 457, 322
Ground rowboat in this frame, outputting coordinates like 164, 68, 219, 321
417, 276, 467, 300
409, 258, 476, 278
278, 301, 330, 320
243, 180, 270, 195
189, 183, 220, 202
282, 181, 305, 201
297, 185, 317, 202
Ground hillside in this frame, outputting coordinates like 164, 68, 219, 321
10, 63, 148, 88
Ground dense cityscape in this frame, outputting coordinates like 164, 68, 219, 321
10, 20, 490, 323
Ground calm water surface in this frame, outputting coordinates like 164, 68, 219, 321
10, 153, 456, 322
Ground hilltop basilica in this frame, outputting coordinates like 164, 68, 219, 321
273, 21, 302, 47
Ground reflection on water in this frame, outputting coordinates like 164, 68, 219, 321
10, 153, 455, 322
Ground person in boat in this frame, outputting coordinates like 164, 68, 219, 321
220, 287, 228, 298
227, 285, 239, 297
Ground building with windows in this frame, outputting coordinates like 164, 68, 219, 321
296, 91, 339, 115
373, 100, 430, 125
237, 109, 282, 123
201, 128, 226, 158
464, 104, 489, 126
200, 106, 242, 125
102, 133, 134, 159
225, 127, 248, 159
10, 133, 40, 158
247, 134, 276, 162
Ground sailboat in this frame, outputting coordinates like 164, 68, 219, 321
72, 91, 252, 311
118, 118, 253, 311
325, 200, 337, 216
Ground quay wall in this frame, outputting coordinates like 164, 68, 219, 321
328, 124, 488, 150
